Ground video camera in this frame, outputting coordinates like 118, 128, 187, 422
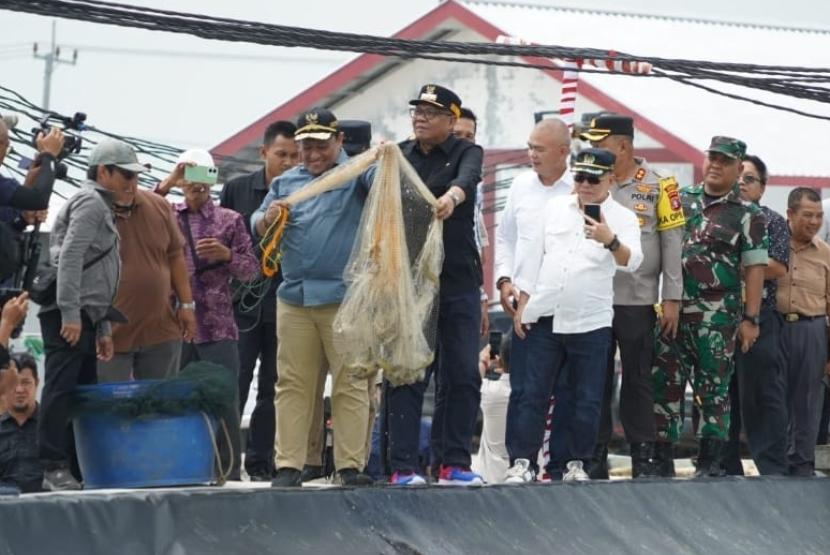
30, 111, 87, 179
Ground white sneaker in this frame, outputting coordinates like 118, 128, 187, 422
504, 458, 536, 484
562, 460, 590, 482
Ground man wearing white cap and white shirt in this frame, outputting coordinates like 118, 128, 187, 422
155, 148, 259, 480
38, 138, 150, 491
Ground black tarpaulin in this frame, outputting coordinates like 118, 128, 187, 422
0, 477, 828, 554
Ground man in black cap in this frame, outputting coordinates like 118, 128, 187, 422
251, 108, 374, 487
385, 84, 484, 486
513, 148, 643, 481
580, 114, 684, 479
339, 120, 372, 157
220, 120, 298, 481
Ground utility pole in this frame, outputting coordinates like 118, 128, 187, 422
33, 21, 78, 110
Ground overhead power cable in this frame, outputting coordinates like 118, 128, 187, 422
0, 0, 829, 120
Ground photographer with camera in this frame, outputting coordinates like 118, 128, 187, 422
0, 118, 64, 285
0, 118, 64, 212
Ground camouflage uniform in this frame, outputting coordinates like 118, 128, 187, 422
652, 183, 768, 441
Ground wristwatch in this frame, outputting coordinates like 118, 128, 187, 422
448, 190, 461, 207
603, 235, 621, 252
179, 302, 196, 311
742, 313, 760, 326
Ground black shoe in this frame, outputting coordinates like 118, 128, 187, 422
270, 467, 302, 488
653, 441, 676, 478
42, 467, 82, 491
630, 442, 657, 479
336, 468, 374, 487
248, 470, 273, 482
587, 443, 609, 480
694, 439, 726, 478
301, 464, 327, 483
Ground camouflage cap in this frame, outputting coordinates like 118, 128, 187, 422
705, 136, 747, 160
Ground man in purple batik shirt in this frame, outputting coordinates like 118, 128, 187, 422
155, 148, 258, 480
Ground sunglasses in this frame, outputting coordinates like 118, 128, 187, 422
113, 167, 138, 180
739, 174, 761, 185
573, 173, 602, 185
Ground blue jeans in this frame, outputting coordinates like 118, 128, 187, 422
505, 328, 530, 464
386, 289, 481, 473
525, 323, 611, 473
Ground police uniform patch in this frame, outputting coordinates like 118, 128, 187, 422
636, 184, 651, 193
634, 202, 648, 212
656, 176, 686, 231
638, 216, 646, 228
635, 168, 647, 182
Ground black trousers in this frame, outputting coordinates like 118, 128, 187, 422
385, 289, 481, 473
37, 309, 98, 471
725, 308, 789, 475
236, 316, 277, 475
597, 305, 657, 445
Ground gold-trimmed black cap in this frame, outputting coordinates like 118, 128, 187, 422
579, 114, 634, 142
571, 148, 616, 176
295, 108, 339, 141
409, 84, 462, 118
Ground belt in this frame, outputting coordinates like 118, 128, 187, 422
782, 313, 826, 323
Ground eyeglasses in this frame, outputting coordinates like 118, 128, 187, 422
409, 106, 450, 121
573, 173, 601, 185
739, 174, 762, 185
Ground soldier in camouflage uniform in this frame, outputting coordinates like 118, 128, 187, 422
651, 136, 769, 478
581, 114, 684, 479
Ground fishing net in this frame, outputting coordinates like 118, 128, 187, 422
259, 143, 443, 385
68, 361, 236, 419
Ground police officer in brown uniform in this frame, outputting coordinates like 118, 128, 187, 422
581, 114, 684, 478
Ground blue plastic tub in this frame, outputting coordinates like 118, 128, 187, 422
72, 381, 216, 489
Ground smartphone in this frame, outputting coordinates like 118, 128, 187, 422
584, 203, 601, 224
184, 165, 219, 185
488, 330, 503, 359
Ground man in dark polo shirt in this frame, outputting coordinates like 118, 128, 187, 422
0, 355, 42, 493
97, 186, 196, 382
385, 84, 485, 486
220, 120, 298, 480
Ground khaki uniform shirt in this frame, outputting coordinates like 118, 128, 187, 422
776, 235, 830, 317
609, 158, 683, 305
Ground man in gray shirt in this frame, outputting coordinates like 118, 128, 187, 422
581, 115, 684, 478
37, 139, 148, 491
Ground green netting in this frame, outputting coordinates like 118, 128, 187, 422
68, 361, 236, 420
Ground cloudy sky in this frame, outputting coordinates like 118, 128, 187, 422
0, 0, 828, 150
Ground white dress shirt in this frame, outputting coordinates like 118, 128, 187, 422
495, 170, 572, 283
514, 193, 643, 333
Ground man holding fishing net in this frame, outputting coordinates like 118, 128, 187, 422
252, 108, 376, 487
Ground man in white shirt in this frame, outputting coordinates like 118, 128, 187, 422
513, 148, 643, 481
494, 118, 572, 483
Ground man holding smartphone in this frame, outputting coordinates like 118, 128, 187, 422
513, 148, 643, 481
580, 114, 684, 479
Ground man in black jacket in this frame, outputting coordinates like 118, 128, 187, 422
219, 120, 298, 480
385, 84, 485, 486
